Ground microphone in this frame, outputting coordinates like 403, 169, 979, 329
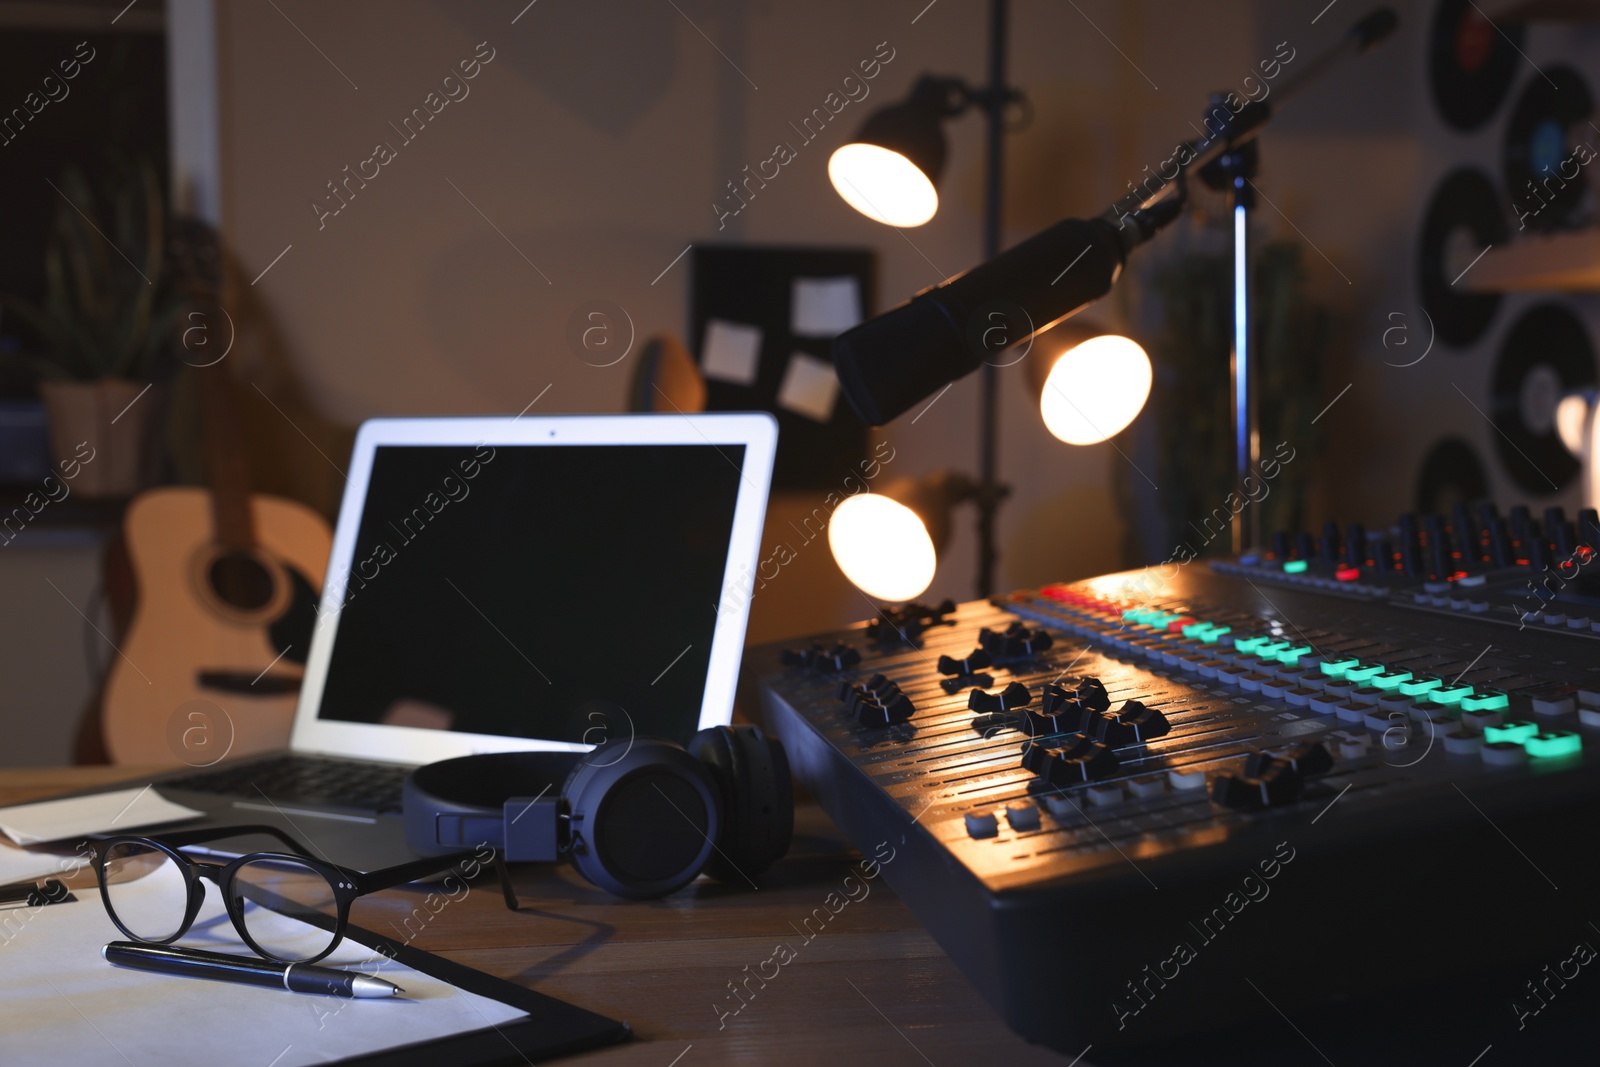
831, 7, 1399, 427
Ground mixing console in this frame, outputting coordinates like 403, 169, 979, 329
753, 509, 1600, 1062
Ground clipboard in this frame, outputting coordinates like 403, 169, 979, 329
330, 910, 630, 1065
0, 873, 630, 1066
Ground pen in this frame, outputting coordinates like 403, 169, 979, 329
102, 941, 404, 998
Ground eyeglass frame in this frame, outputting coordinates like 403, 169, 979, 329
87, 824, 497, 964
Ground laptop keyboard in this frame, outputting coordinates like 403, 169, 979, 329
163, 755, 410, 814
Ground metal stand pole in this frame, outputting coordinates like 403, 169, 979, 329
1231, 185, 1259, 554
976, 0, 1006, 597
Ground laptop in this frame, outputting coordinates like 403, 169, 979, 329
105, 413, 778, 870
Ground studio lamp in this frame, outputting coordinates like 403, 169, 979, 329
829, 76, 1013, 228
1024, 321, 1153, 447
828, 472, 981, 603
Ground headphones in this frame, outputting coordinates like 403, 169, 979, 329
402, 724, 793, 900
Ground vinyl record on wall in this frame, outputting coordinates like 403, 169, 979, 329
1503, 66, 1594, 233
1418, 168, 1508, 348
1414, 437, 1489, 515
1490, 302, 1597, 493
1429, 0, 1526, 131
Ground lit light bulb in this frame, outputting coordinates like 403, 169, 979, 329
1039, 334, 1153, 445
827, 493, 937, 602
828, 144, 939, 227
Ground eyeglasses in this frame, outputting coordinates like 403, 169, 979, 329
88, 825, 495, 964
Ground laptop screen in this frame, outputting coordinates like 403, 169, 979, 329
313, 442, 746, 746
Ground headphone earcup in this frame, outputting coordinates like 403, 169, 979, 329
688, 724, 793, 883
563, 739, 722, 900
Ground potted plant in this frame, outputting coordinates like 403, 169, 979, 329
1, 159, 181, 498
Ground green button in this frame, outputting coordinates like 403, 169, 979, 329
1526, 732, 1582, 759
1345, 664, 1384, 683
1432, 684, 1474, 706
1122, 609, 1149, 623
1277, 644, 1313, 666
1371, 670, 1414, 691
1201, 625, 1231, 644
1320, 657, 1360, 677
1283, 560, 1309, 574
1461, 691, 1510, 712
1182, 622, 1212, 639
1484, 721, 1538, 745
1234, 636, 1268, 654
1255, 640, 1292, 657
1399, 676, 1443, 697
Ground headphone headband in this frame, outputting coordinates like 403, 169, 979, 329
403, 751, 580, 862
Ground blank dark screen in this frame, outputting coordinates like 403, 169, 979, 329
315, 443, 745, 745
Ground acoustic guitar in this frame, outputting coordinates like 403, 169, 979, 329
100, 218, 331, 765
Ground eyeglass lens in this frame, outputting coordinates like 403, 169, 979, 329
232, 856, 341, 962
101, 841, 189, 941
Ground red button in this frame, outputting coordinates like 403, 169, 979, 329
1335, 566, 1360, 582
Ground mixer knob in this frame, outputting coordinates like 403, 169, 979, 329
1210, 761, 1304, 809
937, 649, 994, 676
1272, 531, 1291, 560
1092, 699, 1172, 745
783, 641, 861, 672
1320, 522, 1341, 567
968, 682, 1032, 715
1343, 523, 1366, 568
1022, 694, 1094, 737
1294, 531, 1316, 561
1553, 518, 1577, 559
1489, 517, 1514, 568
940, 672, 995, 695
1510, 505, 1533, 540
1580, 509, 1600, 554
1020, 736, 1120, 785
1527, 531, 1549, 570
1066, 677, 1110, 713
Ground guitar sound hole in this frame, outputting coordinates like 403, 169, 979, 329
209, 551, 276, 611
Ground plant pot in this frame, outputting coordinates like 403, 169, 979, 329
39, 379, 166, 498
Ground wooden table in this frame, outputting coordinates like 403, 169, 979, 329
0, 768, 1068, 1066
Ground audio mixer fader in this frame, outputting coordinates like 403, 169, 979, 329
755, 507, 1600, 1061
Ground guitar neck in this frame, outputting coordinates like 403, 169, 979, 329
198, 361, 256, 551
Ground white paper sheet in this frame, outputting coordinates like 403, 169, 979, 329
0, 869, 528, 1066
776, 352, 840, 422
791, 276, 862, 337
0, 840, 88, 887
700, 318, 763, 385
0, 786, 204, 846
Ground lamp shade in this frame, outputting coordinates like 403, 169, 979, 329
828, 77, 954, 228
1039, 334, 1152, 445
827, 471, 979, 602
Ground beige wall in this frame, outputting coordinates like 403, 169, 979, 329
207, 0, 1421, 642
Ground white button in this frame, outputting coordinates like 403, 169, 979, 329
1005, 802, 1040, 831
1337, 737, 1370, 760
1087, 782, 1126, 807
965, 811, 999, 838
1335, 702, 1370, 724
1460, 709, 1503, 733
1168, 768, 1207, 790
1482, 741, 1528, 767
1128, 776, 1168, 799
1532, 693, 1577, 717
1443, 730, 1482, 755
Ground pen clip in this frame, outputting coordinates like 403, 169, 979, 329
0, 878, 77, 909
